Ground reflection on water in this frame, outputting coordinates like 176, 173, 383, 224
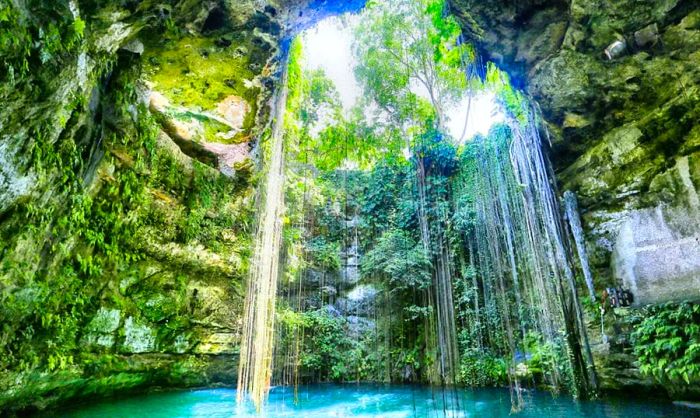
56, 384, 700, 418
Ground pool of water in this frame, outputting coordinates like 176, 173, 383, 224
54, 384, 699, 417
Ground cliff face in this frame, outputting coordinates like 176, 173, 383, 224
450, 0, 700, 395
454, 0, 700, 299
0, 0, 275, 413
451, 0, 700, 295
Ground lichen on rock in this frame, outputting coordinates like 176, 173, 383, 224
122, 317, 157, 353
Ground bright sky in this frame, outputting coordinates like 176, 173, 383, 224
301, 17, 505, 142
302, 17, 360, 111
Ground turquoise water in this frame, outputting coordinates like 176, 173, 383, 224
54, 384, 699, 417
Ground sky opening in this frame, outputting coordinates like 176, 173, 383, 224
301, 16, 505, 143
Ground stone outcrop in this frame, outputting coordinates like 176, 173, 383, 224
450, 0, 700, 397
613, 205, 700, 306
0, 1, 273, 414
450, 0, 700, 299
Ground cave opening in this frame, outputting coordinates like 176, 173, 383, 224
2, 0, 699, 416
237, 0, 598, 413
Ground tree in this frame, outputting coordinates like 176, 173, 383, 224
352, 0, 469, 384
353, 0, 468, 134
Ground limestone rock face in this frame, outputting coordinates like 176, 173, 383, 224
452, 0, 700, 293
122, 317, 157, 353
613, 206, 700, 306
0, 142, 36, 213
0, 0, 279, 414
451, 0, 700, 397
82, 308, 122, 349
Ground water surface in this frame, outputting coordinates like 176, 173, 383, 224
56, 384, 700, 417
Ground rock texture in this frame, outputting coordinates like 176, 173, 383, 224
450, 0, 700, 397
613, 205, 700, 306
451, 0, 700, 290
0, 1, 275, 414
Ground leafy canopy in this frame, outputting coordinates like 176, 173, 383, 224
353, 0, 469, 135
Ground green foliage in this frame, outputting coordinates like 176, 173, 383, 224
519, 331, 573, 389
2, 97, 156, 373
305, 237, 341, 271
286, 37, 305, 118
354, 0, 469, 132
0, 0, 86, 82
485, 64, 527, 123
459, 349, 508, 387
632, 302, 700, 385
413, 127, 458, 176
277, 0, 539, 390
1, 46, 252, 377
287, 38, 385, 171
358, 162, 407, 231
299, 310, 350, 380
314, 113, 387, 171
362, 230, 431, 292
278, 308, 360, 382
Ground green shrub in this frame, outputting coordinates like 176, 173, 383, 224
305, 237, 341, 271
298, 309, 351, 380
459, 349, 508, 387
631, 302, 700, 384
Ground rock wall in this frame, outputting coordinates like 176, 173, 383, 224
451, 0, 700, 396
451, 0, 700, 301
612, 205, 700, 306
451, 0, 700, 296
0, 1, 369, 414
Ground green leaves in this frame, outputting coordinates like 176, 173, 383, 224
306, 237, 341, 271
72, 17, 86, 39
353, 0, 469, 134
293, 309, 353, 380
362, 230, 431, 291
459, 348, 508, 387
631, 302, 700, 385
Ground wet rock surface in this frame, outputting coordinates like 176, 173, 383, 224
613, 206, 700, 306
450, 0, 700, 396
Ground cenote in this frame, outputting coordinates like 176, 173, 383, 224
2, 0, 700, 417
